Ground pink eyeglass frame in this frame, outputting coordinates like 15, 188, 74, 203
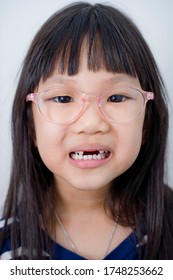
26, 87, 154, 124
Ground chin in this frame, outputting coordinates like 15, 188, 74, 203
71, 179, 112, 192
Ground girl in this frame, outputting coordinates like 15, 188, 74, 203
0, 2, 173, 260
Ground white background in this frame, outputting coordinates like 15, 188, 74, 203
0, 0, 173, 213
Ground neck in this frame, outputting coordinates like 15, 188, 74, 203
54, 179, 111, 217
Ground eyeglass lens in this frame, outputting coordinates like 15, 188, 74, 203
38, 87, 145, 124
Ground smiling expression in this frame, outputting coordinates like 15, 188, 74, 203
32, 57, 146, 192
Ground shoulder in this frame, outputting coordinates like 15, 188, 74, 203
156, 185, 173, 258
0, 217, 17, 260
0, 217, 50, 260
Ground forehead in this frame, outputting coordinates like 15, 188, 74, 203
37, 43, 141, 91
38, 71, 141, 92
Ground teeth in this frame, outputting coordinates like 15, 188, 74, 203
70, 151, 110, 160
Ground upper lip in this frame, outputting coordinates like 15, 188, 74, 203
68, 143, 112, 153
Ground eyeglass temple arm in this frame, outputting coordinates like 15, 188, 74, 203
26, 93, 36, 102
146, 92, 154, 101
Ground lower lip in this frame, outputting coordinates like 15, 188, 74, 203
68, 153, 112, 169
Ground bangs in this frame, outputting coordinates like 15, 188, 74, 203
30, 3, 138, 84
25, 1, 161, 94
55, 10, 137, 76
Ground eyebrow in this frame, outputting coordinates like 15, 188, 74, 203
48, 74, 135, 83
108, 75, 137, 84
46, 77, 77, 85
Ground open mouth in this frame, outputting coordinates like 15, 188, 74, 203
69, 150, 111, 160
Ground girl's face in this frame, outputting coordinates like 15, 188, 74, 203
32, 57, 145, 192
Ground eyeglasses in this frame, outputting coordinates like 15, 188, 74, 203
26, 86, 154, 124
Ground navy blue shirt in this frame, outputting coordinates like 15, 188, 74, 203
49, 231, 140, 260
0, 218, 144, 260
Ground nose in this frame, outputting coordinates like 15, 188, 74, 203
72, 99, 111, 135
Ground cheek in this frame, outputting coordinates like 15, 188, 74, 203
36, 126, 66, 172
35, 123, 61, 144
33, 109, 66, 167
113, 117, 144, 171
123, 124, 143, 148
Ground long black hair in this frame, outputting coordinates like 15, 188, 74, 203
1, 2, 173, 259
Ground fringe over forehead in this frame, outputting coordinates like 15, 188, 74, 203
24, 2, 156, 90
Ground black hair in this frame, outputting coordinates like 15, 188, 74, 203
1, 2, 173, 259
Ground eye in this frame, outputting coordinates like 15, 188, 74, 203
52, 96, 74, 103
107, 95, 127, 103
